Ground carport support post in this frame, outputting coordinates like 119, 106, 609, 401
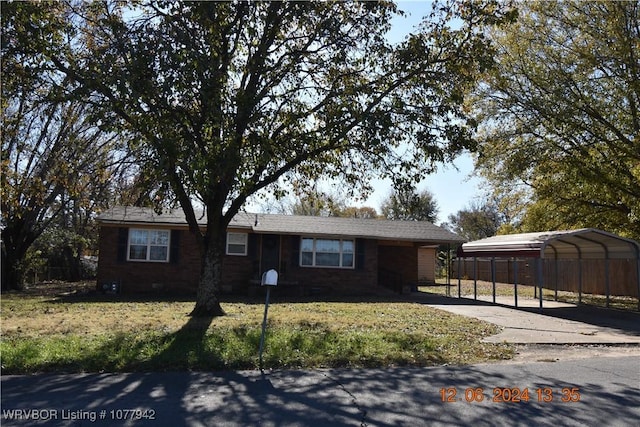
554, 257, 559, 301
605, 258, 611, 308
446, 244, 451, 294
491, 257, 496, 303
447, 249, 460, 298
473, 257, 478, 301
636, 256, 640, 311
513, 258, 518, 308
537, 258, 544, 311
578, 258, 583, 305
457, 256, 461, 299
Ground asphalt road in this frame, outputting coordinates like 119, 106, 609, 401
2, 355, 639, 427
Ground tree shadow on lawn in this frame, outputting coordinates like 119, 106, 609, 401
42, 282, 429, 306
115, 313, 250, 372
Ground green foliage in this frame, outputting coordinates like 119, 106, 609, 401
380, 186, 439, 222
31, 0, 516, 313
283, 182, 379, 218
1, 3, 124, 289
474, 0, 640, 238
445, 200, 504, 241
55, 0, 514, 219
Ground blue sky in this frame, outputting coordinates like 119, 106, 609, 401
249, 1, 484, 222
362, 1, 483, 224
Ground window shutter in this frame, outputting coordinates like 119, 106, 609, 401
248, 233, 259, 259
170, 230, 180, 264
291, 235, 300, 267
356, 238, 365, 270
117, 228, 128, 262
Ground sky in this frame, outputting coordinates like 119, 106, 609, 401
361, 1, 484, 224
249, 1, 485, 223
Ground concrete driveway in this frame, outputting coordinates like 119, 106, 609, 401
420, 293, 640, 344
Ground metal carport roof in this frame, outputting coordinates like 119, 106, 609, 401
455, 229, 640, 311
457, 228, 640, 260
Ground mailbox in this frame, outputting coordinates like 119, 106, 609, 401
258, 269, 277, 369
261, 269, 278, 286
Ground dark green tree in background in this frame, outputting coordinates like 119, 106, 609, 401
380, 186, 440, 222
445, 200, 504, 241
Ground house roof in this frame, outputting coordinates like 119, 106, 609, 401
98, 206, 464, 244
458, 228, 640, 260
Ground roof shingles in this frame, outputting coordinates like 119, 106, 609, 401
98, 206, 464, 244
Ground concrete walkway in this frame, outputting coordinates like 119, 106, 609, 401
421, 294, 640, 344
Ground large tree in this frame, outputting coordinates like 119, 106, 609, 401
42, 0, 514, 316
380, 186, 440, 222
445, 200, 503, 241
474, 0, 640, 238
1, 2, 123, 289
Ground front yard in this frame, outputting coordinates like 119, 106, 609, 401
1, 281, 513, 373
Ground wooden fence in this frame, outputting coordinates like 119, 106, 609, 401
452, 258, 639, 297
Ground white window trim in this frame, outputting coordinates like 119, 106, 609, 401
226, 232, 248, 256
127, 228, 170, 263
300, 237, 355, 269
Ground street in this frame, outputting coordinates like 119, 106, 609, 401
2, 355, 639, 426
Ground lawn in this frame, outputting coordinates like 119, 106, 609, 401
0, 281, 513, 374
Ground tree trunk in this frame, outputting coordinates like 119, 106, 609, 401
2, 251, 25, 291
190, 231, 227, 317
1, 233, 29, 292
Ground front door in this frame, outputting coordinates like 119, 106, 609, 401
261, 234, 281, 273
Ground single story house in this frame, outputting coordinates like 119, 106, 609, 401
96, 206, 464, 295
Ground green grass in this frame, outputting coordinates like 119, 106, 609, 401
0, 281, 514, 374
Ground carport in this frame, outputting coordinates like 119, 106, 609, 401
456, 229, 640, 311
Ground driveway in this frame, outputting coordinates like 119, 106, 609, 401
419, 293, 640, 345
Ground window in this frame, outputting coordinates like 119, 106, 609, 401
227, 232, 248, 256
300, 237, 354, 268
128, 229, 170, 262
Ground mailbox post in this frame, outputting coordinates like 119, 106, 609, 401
258, 269, 278, 369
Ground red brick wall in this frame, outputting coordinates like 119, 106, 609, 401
98, 226, 386, 295
378, 243, 419, 284
97, 225, 255, 294
278, 236, 379, 295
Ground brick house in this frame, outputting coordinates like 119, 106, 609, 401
97, 206, 464, 295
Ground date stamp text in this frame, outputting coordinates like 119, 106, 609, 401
440, 387, 581, 403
